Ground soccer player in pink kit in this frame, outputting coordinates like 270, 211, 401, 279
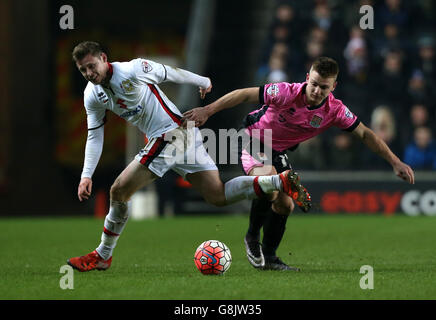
183, 57, 415, 271
67, 41, 305, 272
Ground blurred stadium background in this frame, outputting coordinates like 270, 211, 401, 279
1, 0, 435, 218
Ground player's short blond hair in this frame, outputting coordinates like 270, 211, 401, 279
72, 41, 104, 62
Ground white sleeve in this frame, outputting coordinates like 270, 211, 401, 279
84, 89, 106, 130
81, 126, 104, 179
164, 65, 211, 89
132, 58, 211, 88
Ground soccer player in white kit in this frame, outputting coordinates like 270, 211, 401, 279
67, 41, 308, 272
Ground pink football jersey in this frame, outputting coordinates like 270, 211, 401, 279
243, 82, 359, 152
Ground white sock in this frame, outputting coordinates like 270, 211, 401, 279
96, 200, 129, 260
258, 175, 282, 193
223, 175, 283, 205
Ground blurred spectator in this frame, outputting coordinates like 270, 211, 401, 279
299, 36, 326, 78
343, 25, 370, 83
362, 105, 401, 169
259, 2, 304, 66
400, 103, 434, 146
372, 49, 407, 108
371, 105, 397, 145
376, 0, 410, 32
406, 69, 434, 106
258, 22, 291, 70
306, 39, 325, 62
372, 22, 412, 60
312, 2, 333, 31
416, 36, 436, 77
410, 103, 431, 127
274, 2, 306, 44
289, 136, 327, 170
338, 23, 373, 120
309, 1, 347, 57
256, 42, 290, 83
308, 25, 328, 44
327, 132, 360, 170
413, 35, 436, 94
403, 126, 436, 170
266, 54, 289, 83
276, 2, 294, 24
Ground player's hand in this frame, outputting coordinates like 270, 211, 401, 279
199, 81, 212, 99
393, 161, 415, 184
182, 107, 210, 127
78, 177, 93, 201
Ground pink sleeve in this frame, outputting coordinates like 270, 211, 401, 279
263, 82, 298, 109
333, 100, 359, 130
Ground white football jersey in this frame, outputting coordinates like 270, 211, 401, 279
84, 59, 192, 138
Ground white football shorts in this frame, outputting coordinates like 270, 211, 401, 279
135, 126, 217, 178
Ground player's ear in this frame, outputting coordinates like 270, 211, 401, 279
100, 52, 108, 62
332, 81, 337, 92
306, 73, 309, 81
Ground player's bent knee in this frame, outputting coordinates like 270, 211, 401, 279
267, 190, 279, 202
272, 196, 295, 216
201, 187, 227, 207
205, 194, 227, 207
110, 180, 131, 202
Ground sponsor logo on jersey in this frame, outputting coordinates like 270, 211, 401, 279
310, 115, 323, 128
120, 79, 134, 93
344, 107, 353, 118
97, 91, 109, 104
142, 60, 153, 73
266, 84, 279, 97
120, 105, 143, 118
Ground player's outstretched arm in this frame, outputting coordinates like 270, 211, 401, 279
352, 122, 415, 184
164, 65, 212, 99
182, 87, 259, 127
77, 126, 104, 201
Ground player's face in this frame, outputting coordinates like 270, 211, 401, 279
305, 69, 337, 106
76, 53, 109, 85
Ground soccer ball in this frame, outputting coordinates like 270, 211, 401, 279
194, 240, 232, 275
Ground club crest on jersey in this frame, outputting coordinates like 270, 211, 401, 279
120, 79, 134, 93
310, 115, 323, 128
266, 84, 279, 97
142, 60, 153, 73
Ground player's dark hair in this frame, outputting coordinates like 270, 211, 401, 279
311, 57, 339, 79
72, 41, 104, 62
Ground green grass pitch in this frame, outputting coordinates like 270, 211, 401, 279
1, 214, 435, 300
